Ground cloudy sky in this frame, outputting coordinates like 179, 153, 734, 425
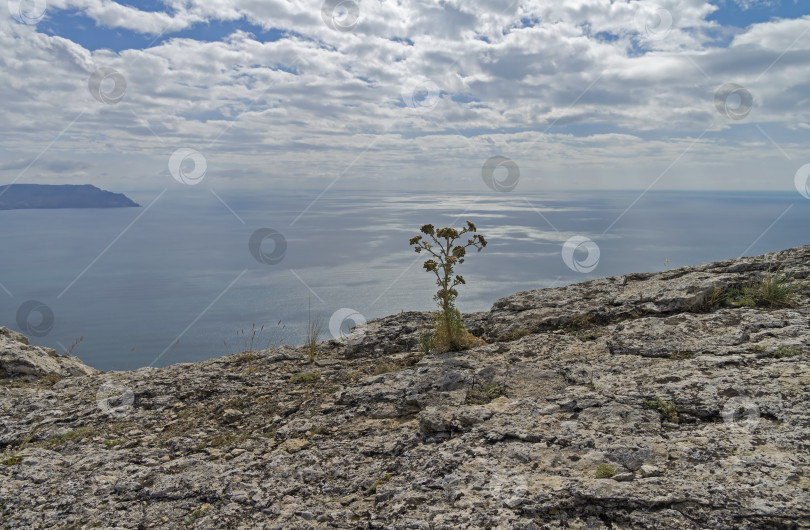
2, 0, 809, 193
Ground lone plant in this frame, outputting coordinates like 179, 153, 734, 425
305, 294, 322, 363
410, 221, 487, 352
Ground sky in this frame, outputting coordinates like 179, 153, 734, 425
2, 0, 810, 193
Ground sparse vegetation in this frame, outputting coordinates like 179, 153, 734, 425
184, 499, 223, 526
576, 330, 601, 341
749, 269, 800, 308
692, 269, 800, 312
1, 454, 24, 466
644, 398, 679, 422
417, 330, 436, 355
62, 336, 84, 357
366, 473, 393, 495
595, 464, 616, 479
373, 360, 396, 375
410, 221, 487, 352
208, 431, 250, 448
40, 373, 62, 387
772, 346, 801, 358
305, 295, 323, 363
289, 372, 320, 384
467, 381, 504, 405
104, 439, 123, 449
225, 321, 285, 355
42, 427, 96, 449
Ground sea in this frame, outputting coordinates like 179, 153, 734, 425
1, 188, 808, 371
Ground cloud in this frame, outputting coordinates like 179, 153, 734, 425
0, 1, 808, 191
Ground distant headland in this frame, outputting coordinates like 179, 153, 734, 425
0, 184, 140, 210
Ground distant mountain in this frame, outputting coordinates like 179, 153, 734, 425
0, 184, 140, 210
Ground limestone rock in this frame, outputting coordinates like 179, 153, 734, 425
1, 245, 809, 529
0, 326, 98, 381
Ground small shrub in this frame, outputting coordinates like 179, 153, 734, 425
289, 372, 320, 384
417, 331, 436, 355
433, 309, 485, 353
467, 381, 504, 404
772, 346, 801, 358
644, 398, 679, 422
410, 221, 487, 352
595, 464, 616, 479
752, 269, 800, 308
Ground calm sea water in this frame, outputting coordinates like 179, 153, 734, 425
1, 189, 808, 371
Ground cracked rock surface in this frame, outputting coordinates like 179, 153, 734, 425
1, 246, 809, 529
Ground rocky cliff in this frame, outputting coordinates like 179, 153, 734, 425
1, 246, 809, 529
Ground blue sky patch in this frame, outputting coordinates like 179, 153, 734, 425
708, 0, 809, 28
37, 8, 286, 52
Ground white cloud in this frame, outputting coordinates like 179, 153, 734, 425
0, 1, 808, 192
